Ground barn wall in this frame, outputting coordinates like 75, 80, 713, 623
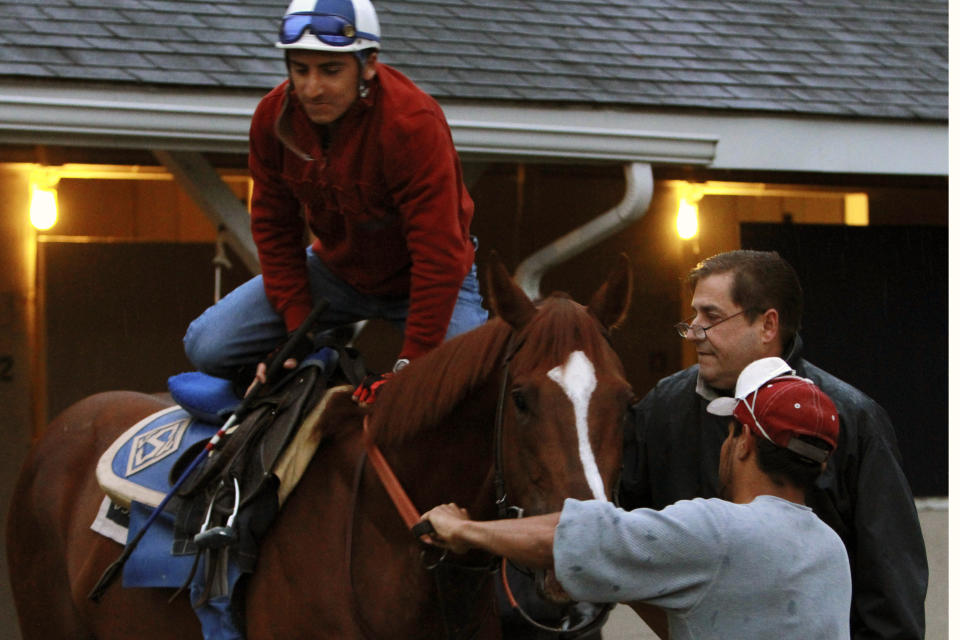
0, 165, 38, 640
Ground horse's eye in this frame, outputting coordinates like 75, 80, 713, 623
511, 389, 529, 413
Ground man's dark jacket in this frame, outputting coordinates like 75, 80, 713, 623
620, 338, 928, 639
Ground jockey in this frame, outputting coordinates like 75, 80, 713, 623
183, 0, 487, 404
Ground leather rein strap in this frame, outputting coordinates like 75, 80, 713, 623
362, 331, 525, 538
361, 415, 431, 541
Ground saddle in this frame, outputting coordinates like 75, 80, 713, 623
171, 351, 337, 564
93, 345, 368, 638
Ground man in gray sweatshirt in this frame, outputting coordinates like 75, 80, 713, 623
421, 357, 852, 640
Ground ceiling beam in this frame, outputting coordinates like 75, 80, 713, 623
152, 150, 259, 274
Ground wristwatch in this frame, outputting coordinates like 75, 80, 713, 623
392, 358, 410, 373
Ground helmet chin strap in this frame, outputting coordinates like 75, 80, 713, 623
356, 50, 373, 98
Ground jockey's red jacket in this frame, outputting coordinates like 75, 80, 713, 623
248, 63, 475, 360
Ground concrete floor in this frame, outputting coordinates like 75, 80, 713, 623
1, 502, 948, 639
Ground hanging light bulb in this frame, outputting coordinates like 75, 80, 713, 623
30, 170, 59, 230
675, 183, 705, 241
676, 196, 698, 240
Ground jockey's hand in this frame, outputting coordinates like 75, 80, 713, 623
352, 372, 394, 406
244, 330, 316, 397
351, 358, 409, 406
245, 359, 297, 397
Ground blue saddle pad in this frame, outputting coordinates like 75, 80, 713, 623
96, 406, 220, 509
123, 501, 244, 639
102, 404, 243, 639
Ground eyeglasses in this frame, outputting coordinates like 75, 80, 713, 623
279, 12, 379, 46
674, 309, 748, 340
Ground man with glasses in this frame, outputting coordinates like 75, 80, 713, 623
619, 249, 927, 639
183, 0, 486, 401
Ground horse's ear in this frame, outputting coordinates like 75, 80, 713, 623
484, 251, 537, 329
588, 253, 633, 330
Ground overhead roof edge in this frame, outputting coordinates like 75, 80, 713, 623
0, 81, 258, 154
448, 119, 717, 164
0, 81, 946, 176
440, 104, 947, 176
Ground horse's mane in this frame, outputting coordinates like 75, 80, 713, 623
367, 318, 512, 445
367, 293, 620, 446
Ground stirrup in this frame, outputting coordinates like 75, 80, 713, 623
193, 477, 240, 550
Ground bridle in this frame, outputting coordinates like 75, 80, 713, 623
488, 331, 613, 637
492, 332, 525, 520
358, 326, 612, 638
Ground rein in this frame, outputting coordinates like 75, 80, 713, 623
360, 415, 434, 542
347, 417, 490, 640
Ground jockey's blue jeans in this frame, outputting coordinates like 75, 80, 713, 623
183, 244, 488, 379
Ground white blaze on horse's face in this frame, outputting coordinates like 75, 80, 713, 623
547, 350, 607, 501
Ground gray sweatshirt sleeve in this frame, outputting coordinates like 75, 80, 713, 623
553, 498, 725, 608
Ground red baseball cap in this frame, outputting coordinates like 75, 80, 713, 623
707, 357, 839, 463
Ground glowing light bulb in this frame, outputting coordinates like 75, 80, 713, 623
676, 197, 698, 240
30, 184, 58, 230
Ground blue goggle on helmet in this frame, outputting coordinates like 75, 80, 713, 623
277, 0, 381, 52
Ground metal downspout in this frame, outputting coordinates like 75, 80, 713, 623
514, 162, 653, 299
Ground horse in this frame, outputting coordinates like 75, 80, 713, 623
7, 253, 634, 639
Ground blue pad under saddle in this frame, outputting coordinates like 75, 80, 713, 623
124, 501, 244, 639
96, 405, 243, 639
168, 348, 339, 425
97, 406, 219, 509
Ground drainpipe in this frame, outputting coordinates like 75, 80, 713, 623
514, 162, 653, 299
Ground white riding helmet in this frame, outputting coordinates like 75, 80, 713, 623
276, 0, 381, 52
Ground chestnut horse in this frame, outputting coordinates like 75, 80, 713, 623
7, 254, 633, 639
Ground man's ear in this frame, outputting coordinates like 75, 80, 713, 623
737, 427, 755, 461
759, 308, 780, 346
362, 51, 378, 81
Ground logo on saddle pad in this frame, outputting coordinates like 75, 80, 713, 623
126, 418, 190, 477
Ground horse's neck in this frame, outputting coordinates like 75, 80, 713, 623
386, 376, 501, 521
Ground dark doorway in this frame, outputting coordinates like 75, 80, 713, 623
741, 223, 947, 497
41, 241, 252, 423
